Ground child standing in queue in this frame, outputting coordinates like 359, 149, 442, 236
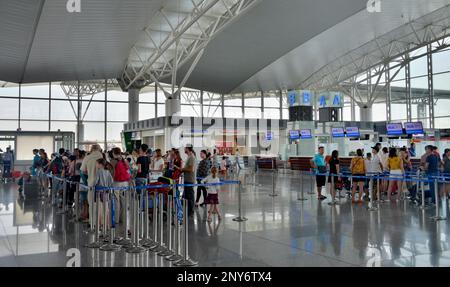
203, 167, 221, 222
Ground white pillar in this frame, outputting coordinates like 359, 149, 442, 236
128, 88, 140, 123
359, 104, 373, 122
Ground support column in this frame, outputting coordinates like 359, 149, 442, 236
128, 88, 140, 123
165, 89, 181, 117
417, 103, 427, 120
359, 104, 373, 122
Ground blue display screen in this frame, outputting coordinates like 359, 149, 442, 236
300, 129, 312, 139
386, 123, 404, 135
289, 130, 300, 140
331, 127, 345, 138
265, 132, 273, 141
346, 127, 360, 138
404, 122, 424, 135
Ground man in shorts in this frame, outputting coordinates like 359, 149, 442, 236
311, 146, 327, 200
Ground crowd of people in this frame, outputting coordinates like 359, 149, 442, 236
311, 143, 450, 205
27, 144, 242, 225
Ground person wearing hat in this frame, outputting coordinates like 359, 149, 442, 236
369, 146, 383, 200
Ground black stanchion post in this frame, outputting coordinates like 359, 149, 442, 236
174, 199, 198, 267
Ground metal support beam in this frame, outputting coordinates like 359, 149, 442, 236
405, 55, 412, 122
427, 44, 435, 129
385, 66, 392, 122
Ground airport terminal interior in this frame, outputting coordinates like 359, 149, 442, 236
1, 0, 450, 267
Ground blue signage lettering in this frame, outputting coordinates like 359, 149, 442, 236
288, 91, 296, 106
333, 95, 341, 106
319, 95, 326, 107
303, 92, 310, 104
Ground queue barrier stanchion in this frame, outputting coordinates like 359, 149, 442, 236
166, 195, 183, 262
174, 198, 198, 267
328, 173, 338, 206
233, 180, 248, 222
431, 178, 446, 221
152, 193, 168, 253
419, 175, 427, 210
159, 194, 175, 257
376, 177, 381, 204
100, 190, 122, 252
85, 190, 103, 248
269, 161, 278, 197
125, 190, 147, 253
74, 182, 80, 221
140, 189, 154, 246
367, 176, 378, 211
100, 190, 108, 241
297, 171, 307, 201
308, 170, 315, 195
144, 193, 159, 249
117, 189, 132, 246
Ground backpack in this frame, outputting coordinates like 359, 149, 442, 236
51, 156, 64, 175
114, 159, 131, 182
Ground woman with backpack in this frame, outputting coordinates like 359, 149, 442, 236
350, 149, 366, 204
112, 147, 131, 225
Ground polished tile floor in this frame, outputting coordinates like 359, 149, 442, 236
0, 170, 449, 267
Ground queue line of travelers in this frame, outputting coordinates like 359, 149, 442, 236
28, 144, 233, 225
311, 144, 450, 205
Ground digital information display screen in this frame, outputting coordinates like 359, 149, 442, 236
386, 123, 404, 135
331, 127, 345, 138
289, 130, 300, 140
265, 132, 273, 141
404, 122, 424, 135
300, 129, 312, 139
346, 127, 360, 137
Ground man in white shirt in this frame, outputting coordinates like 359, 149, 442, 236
370, 146, 384, 199
80, 144, 103, 223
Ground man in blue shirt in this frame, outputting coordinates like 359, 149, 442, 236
426, 146, 440, 204
31, 149, 41, 176
310, 146, 327, 200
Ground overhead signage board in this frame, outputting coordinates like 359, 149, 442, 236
404, 122, 424, 135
